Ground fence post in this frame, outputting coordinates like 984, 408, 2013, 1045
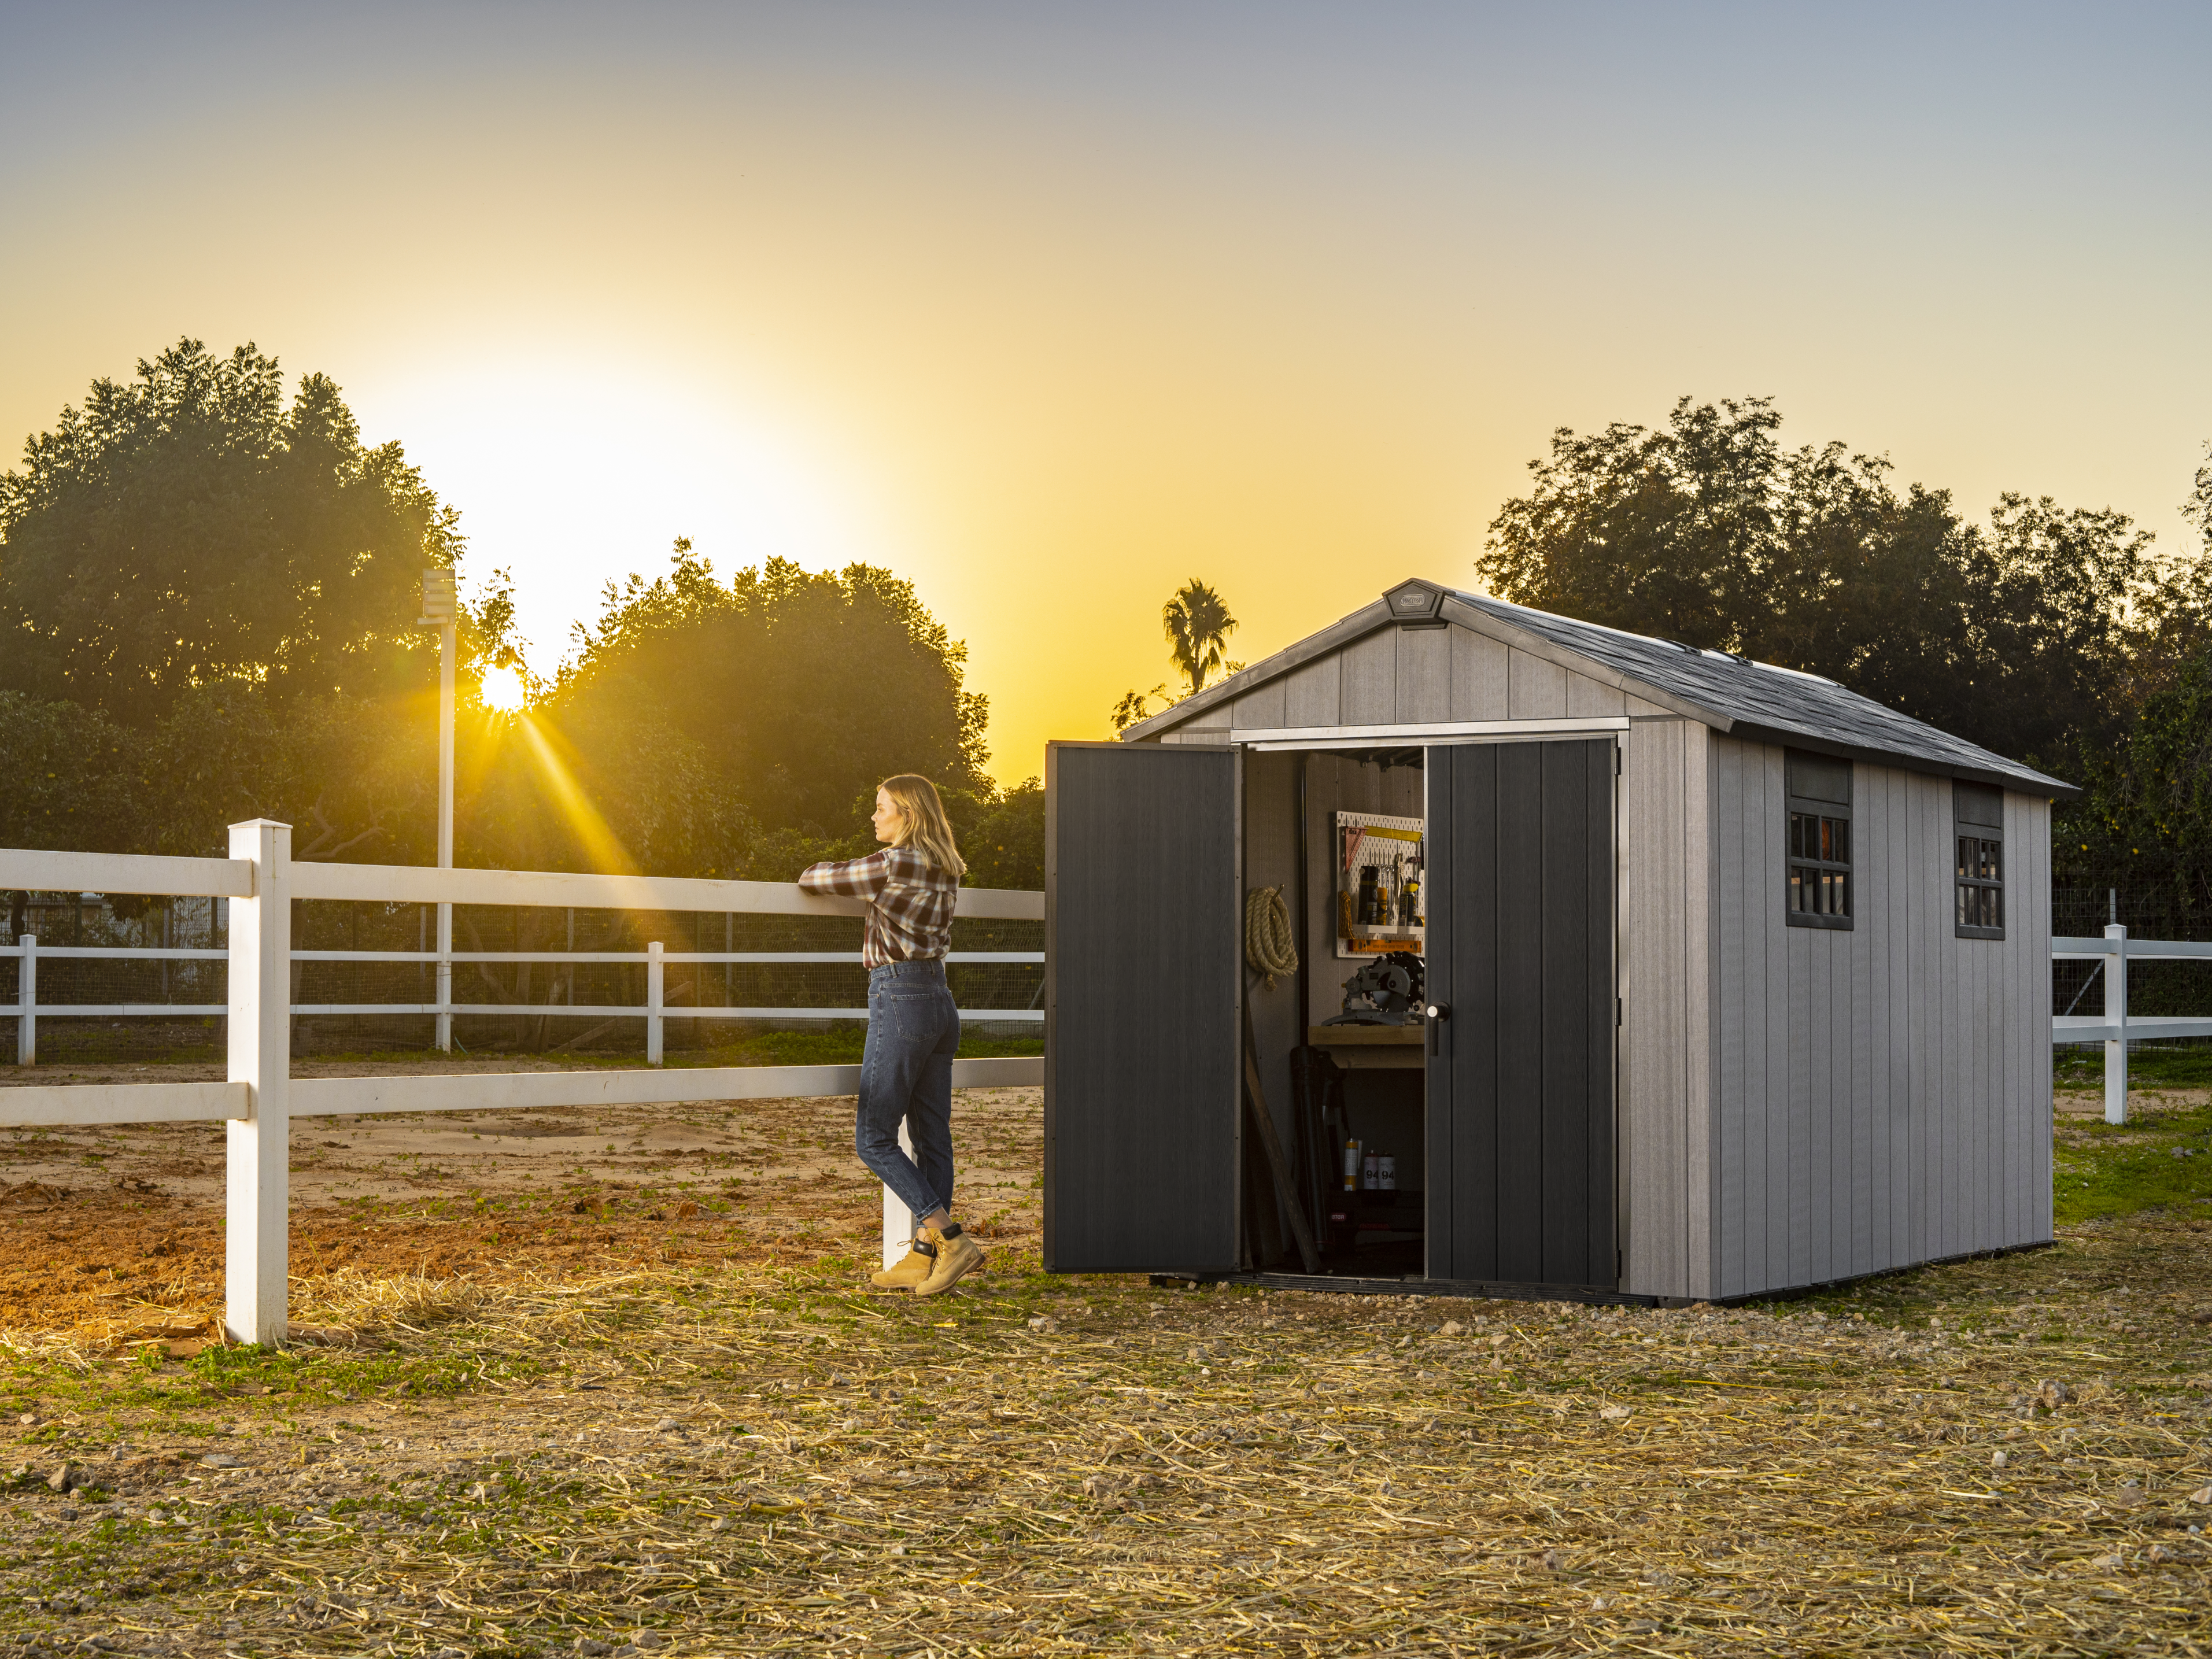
646, 940, 664, 1066
2104, 923, 2128, 1126
226, 819, 292, 1346
15, 934, 33, 1067
435, 903, 453, 1054
882, 1122, 918, 1270
434, 604, 455, 1054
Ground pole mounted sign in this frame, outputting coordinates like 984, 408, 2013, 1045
417, 568, 457, 625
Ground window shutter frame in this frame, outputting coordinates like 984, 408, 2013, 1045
1784, 749, 1854, 932
1953, 781, 2005, 940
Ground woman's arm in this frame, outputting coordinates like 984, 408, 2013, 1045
798, 848, 896, 898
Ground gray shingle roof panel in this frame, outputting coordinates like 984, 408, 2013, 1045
1447, 590, 2078, 797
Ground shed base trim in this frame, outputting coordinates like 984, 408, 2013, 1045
1154, 1271, 1660, 1308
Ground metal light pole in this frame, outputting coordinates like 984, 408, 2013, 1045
419, 570, 458, 1052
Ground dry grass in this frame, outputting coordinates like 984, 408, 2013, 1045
0, 1094, 2207, 1654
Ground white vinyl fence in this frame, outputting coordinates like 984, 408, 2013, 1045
2051, 925, 2212, 1125
0, 822, 1044, 1345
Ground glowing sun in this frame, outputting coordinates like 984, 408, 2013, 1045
479, 664, 528, 713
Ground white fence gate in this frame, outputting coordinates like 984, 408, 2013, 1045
0, 822, 1044, 1344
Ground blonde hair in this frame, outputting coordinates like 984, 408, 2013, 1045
880, 774, 966, 878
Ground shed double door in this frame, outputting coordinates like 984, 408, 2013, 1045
1426, 740, 1617, 1288
1043, 741, 1241, 1273
1042, 737, 1615, 1285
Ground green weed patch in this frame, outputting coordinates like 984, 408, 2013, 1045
2055, 1099, 2212, 1225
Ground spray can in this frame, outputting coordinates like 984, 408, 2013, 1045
1343, 1139, 1361, 1191
1379, 1155, 1397, 1191
1364, 1149, 1380, 1189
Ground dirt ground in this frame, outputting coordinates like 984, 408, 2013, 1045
0, 1069, 2209, 1655
2054, 1084, 2210, 1118
0, 1061, 1042, 1343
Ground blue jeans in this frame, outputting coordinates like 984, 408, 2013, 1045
854, 960, 960, 1225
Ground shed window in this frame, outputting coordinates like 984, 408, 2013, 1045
1786, 751, 1852, 930
1955, 782, 2004, 939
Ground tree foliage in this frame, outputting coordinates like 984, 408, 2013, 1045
1162, 578, 1238, 699
0, 692, 142, 854
1110, 683, 1170, 735
0, 339, 462, 725
1112, 578, 1244, 730
956, 777, 1044, 891
0, 343, 1024, 889
1478, 397, 2209, 771
556, 541, 991, 840
2059, 648, 2212, 908
2056, 441, 2212, 906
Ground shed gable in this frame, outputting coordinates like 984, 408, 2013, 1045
1129, 578, 2076, 798
1144, 596, 1687, 745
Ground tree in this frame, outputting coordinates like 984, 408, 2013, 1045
556, 542, 993, 839
0, 339, 461, 726
1110, 579, 1243, 729
955, 777, 1044, 891
136, 685, 438, 863
2058, 646, 2212, 910
1162, 579, 1238, 698
2058, 442, 2212, 907
1477, 397, 2208, 771
1110, 683, 1170, 734
460, 697, 756, 879
0, 692, 142, 854
1, 343, 1024, 889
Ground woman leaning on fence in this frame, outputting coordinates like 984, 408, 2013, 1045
797, 774, 984, 1295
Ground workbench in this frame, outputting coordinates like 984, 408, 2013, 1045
1306, 1024, 1424, 1068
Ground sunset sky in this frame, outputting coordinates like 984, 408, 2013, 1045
4, 2, 2207, 785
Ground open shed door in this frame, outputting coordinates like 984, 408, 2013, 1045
1426, 740, 1616, 1288
1044, 741, 1239, 1273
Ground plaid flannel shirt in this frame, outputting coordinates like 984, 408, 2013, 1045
797, 845, 958, 969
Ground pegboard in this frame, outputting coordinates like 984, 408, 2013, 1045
1335, 811, 1426, 959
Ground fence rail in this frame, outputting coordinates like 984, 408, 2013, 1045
0, 821, 1045, 1347
5, 936, 1044, 1055
2048, 926, 2212, 1125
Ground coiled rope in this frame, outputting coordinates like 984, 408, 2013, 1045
1244, 884, 1300, 991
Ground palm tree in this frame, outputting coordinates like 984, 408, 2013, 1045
1162, 579, 1238, 698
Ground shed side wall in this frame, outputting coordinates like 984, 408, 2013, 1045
1707, 737, 2052, 1298
1620, 718, 1714, 1300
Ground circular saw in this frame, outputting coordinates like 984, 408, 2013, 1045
1320, 951, 1427, 1026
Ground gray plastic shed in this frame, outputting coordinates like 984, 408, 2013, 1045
1042, 578, 2078, 1303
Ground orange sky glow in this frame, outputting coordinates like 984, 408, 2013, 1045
3, 4, 2208, 786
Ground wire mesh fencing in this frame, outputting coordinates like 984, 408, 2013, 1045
2, 895, 1042, 1065
23, 885, 2192, 1064
2052, 886, 2212, 1038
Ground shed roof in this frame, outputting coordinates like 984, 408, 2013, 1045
1124, 578, 2080, 799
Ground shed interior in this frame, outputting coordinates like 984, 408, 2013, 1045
1244, 745, 1431, 1277
1235, 736, 1620, 1295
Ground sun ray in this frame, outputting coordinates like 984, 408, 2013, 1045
508, 713, 641, 879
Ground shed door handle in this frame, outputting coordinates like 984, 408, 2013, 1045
1425, 1003, 1447, 1057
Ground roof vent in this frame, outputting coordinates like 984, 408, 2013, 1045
1385, 582, 1443, 622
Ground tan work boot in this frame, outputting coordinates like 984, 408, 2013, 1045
912, 1225, 985, 1296
870, 1239, 936, 1289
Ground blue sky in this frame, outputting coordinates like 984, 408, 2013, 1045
4, 2, 2207, 775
